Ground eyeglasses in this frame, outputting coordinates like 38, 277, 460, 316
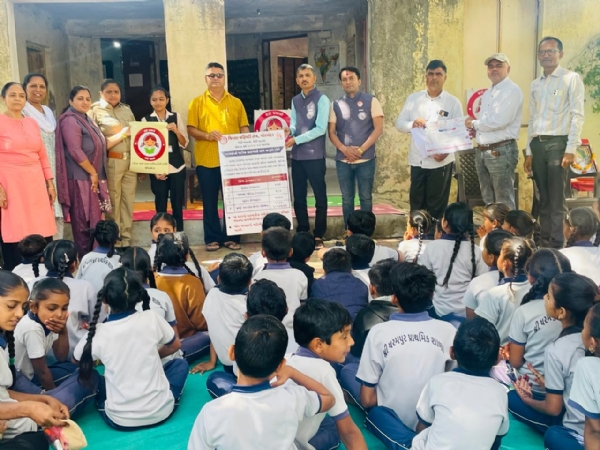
537, 49, 560, 56
206, 73, 225, 79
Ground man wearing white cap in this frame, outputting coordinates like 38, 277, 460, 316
465, 53, 523, 209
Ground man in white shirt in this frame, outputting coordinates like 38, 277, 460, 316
465, 53, 523, 209
396, 60, 463, 220
524, 36, 585, 248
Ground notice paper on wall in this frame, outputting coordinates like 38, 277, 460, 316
218, 130, 293, 235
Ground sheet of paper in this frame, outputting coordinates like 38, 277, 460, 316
169, 164, 186, 174
423, 117, 473, 156
410, 128, 429, 159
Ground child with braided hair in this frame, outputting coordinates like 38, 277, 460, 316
30, 240, 101, 357
154, 233, 210, 362
74, 267, 187, 430
508, 249, 571, 394
0, 271, 69, 440
503, 210, 541, 248
398, 210, 435, 263
12, 234, 48, 283
560, 207, 600, 286
419, 202, 488, 327
475, 237, 535, 344
76, 219, 121, 293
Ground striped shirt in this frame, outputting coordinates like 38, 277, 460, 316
526, 66, 585, 155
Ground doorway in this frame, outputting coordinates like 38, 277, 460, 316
277, 57, 307, 109
227, 59, 261, 124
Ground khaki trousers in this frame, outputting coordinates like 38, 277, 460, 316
106, 158, 137, 247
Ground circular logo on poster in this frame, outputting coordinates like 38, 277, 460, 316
255, 110, 291, 132
467, 89, 487, 119
133, 127, 166, 161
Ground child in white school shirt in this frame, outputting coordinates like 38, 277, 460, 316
476, 203, 510, 252
76, 220, 121, 293
419, 202, 488, 326
508, 249, 569, 393
12, 234, 48, 283
511, 273, 597, 448
366, 318, 509, 450
13, 278, 98, 417
191, 253, 252, 375
248, 212, 292, 277
148, 213, 215, 293
189, 315, 336, 450
475, 237, 534, 344
286, 300, 367, 450
253, 227, 308, 327
29, 240, 102, 357
349, 263, 456, 447
397, 210, 435, 264
74, 267, 188, 430
560, 207, 600, 286
346, 234, 377, 298
567, 303, 600, 450
465, 229, 513, 319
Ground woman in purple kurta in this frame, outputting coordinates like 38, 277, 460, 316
55, 86, 109, 257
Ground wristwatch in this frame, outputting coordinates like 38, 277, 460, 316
358, 147, 364, 155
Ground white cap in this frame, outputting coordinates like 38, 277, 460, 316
484, 53, 510, 65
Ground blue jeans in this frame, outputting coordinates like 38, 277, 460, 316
508, 390, 563, 434
339, 362, 364, 410
97, 359, 188, 431
180, 331, 210, 363
336, 159, 376, 226
365, 406, 416, 450
544, 426, 583, 450
475, 141, 518, 209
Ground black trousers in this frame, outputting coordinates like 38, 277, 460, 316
291, 159, 328, 238
0, 431, 49, 449
150, 170, 186, 231
531, 136, 570, 248
409, 163, 454, 220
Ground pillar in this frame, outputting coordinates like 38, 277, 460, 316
368, 0, 465, 207
163, 0, 227, 133
0, 0, 20, 89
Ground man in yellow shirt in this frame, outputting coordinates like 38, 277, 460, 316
188, 62, 249, 252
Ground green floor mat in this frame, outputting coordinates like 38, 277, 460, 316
77, 360, 544, 449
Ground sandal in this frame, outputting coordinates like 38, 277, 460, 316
206, 242, 221, 252
314, 237, 324, 250
223, 241, 242, 251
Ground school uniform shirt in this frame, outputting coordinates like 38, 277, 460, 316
28, 275, 102, 357
286, 327, 299, 356
411, 369, 509, 450
188, 381, 321, 450
76, 247, 121, 293
73, 310, 176, 427
356, 312, 456, 431
508, 296, 562, 391
12, 263, 47, 283
148, 244, 216, 294
462, 268, 500, 311
155, 268, 207, 339
545, 332, 586, 436
253, 263, 308, 328
202, 287, 247, 367
568, 357, 600, 428
560, 243, 600, 286
419, 238, 488, 317
474, 276, 530, 345
398, 238, 431, 263
249, 251, 268, 277
14, 312, 58, 381
286, 347, 348, 450
0, 336, 37, 439
351, 268, 373, 301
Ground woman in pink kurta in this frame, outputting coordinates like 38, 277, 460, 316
0, 82, 56, 270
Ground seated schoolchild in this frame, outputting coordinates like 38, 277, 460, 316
13, 278, 98, 417
148, 213, 215, 293
398, 210, 435, 263
311, 248, 368, 320
502, 210, 541, 248
12, 234, 48, 283
191, 253, 252, 375
350, 259, 397, 358
366, 318, 509, 450
340, 263, 455, 417
249, 212, 292, 278
74, 268, 187, 430
154, 233, 210, 362
560, 207, 600, 285
511, 273, 597, 448
346, 234, 376, 296
281, 299, 367, 450
287, 232, 316, 294
188, 315, 335, 450
464, 229, 512, 319
253, 227, 308, 327
76, 220, 121, 293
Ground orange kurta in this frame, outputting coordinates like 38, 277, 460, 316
0, 115, 56, 242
